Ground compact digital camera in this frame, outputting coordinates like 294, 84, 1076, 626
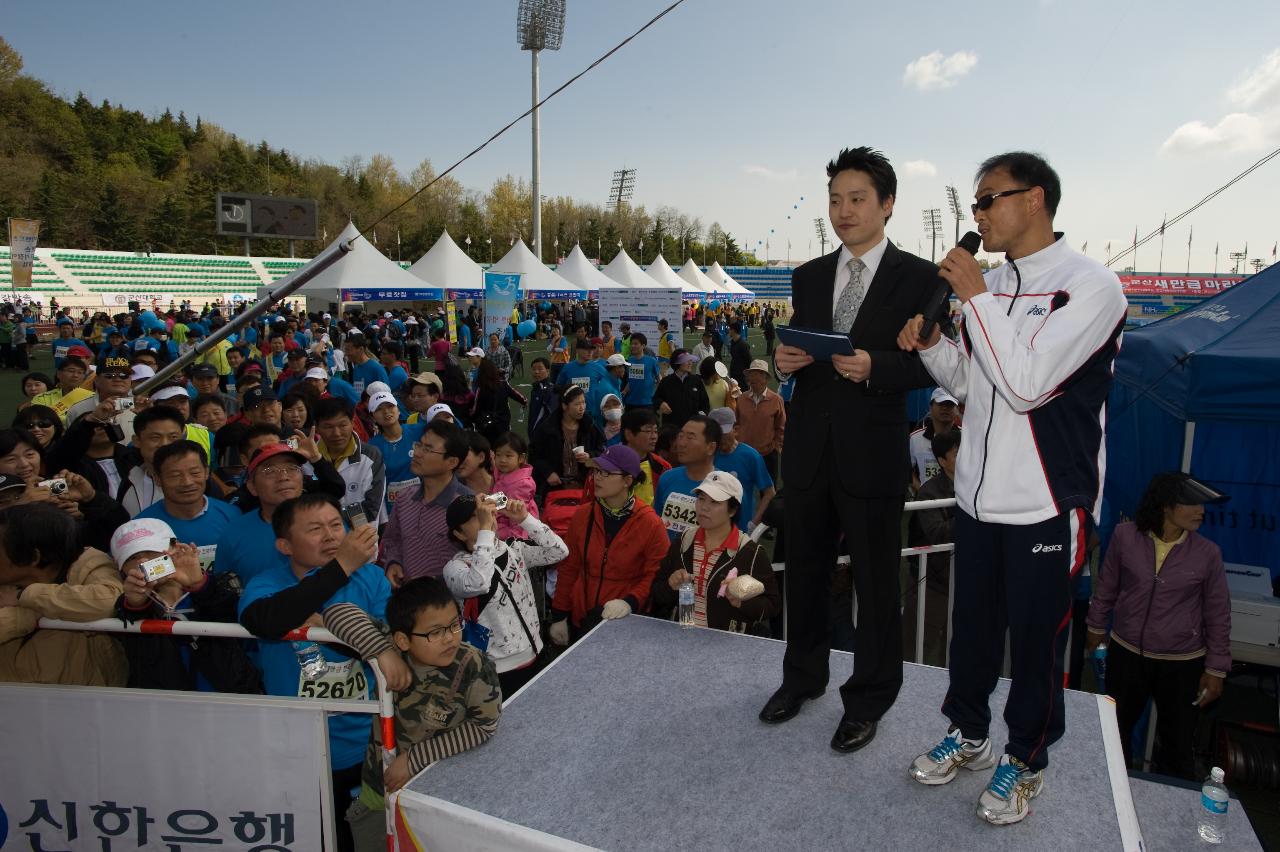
138, 554, 178, 583
114, 397, 135, 412
484, 492, 508, 510
37, 478, 68, 495
286, 437, 300, 451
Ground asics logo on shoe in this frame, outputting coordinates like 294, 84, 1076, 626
1032, 543, 1063, 553
1027, 305, 1048, 316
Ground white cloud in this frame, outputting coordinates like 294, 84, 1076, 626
901, 160, 938, 178
1159, 112, 1274, 157
902, 51, 978, 91
742, 164, 798, 182
1226, 48, 1280, 110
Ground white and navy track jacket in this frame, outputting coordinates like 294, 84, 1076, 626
919, 236, 1127, 526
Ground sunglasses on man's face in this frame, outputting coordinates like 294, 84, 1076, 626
971, 187, 1032, 216
20, 420, 54, 430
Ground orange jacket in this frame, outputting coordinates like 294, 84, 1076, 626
552, 500, 669, 626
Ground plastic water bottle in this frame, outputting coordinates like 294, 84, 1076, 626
1091, 643, 1108, 692
1197, 766, 1229, 844
678, 580, 695, 627
293, 641, 328, 679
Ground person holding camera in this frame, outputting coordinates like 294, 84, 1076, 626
238, 492, 391, 852
110, 518, 262, 693
442, 493, 568, 697
135, 440, 240, 573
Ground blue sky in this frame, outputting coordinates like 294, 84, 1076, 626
7, 0, 1280, 271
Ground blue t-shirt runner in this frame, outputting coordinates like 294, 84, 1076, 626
652, 465, 704, 541
369, 422, 425, 515
137, 496, 241, 574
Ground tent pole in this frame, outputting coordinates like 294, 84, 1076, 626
1181, 420, 1196, 473
134, 240, 353, 396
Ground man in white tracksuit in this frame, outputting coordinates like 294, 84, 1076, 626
896, 152, 1127, 826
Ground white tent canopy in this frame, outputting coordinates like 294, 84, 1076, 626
490, 240, 584, 297
646, 254, 698, 297
408, 229, 483, 292
602, 249, 663, 289
557, 244, 617, 293
273, 221, 440, 299
705, 261, 754, 300
677, 259, 720, 298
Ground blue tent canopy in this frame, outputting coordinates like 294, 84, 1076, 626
1106, 265, 1280, 577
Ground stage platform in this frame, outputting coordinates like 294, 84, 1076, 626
397, 616, 1263, 851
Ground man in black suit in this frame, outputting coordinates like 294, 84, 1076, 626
760, 147, 943, 754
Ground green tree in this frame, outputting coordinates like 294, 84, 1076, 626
93, 183, 141, 250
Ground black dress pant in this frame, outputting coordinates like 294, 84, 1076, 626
1106, 641, 1204, 780
942, 508, 1089, 771
782, 448, 905, 721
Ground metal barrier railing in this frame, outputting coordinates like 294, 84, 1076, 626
35, 617, 399, 849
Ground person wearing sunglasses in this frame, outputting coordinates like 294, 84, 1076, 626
898, 152, 1127, 826
11, 405, 64, 450
323, 576, 501, 851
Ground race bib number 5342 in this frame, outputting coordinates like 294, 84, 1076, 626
660, 492, 698, 535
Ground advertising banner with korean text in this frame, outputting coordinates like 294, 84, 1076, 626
1119, 275, 1243, 296
0, 684, 327, 851
7, 218, 40, 289
598, 286, 683, 355
484, 272, 520, 341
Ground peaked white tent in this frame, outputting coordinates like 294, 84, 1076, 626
409, 229, 483, 293
677, 259, 720, 299
646, 254, 698, 297
602, 249, 663, 289
271, 221, 442, 302
557, 244, 616, 295
491, 240, 584, 298
705, 261, 755, 301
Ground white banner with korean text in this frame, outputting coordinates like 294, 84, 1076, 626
597, 286, 683, 356
0, 684, 327, 851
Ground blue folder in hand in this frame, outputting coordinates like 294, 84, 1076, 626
774, 325, 854, 362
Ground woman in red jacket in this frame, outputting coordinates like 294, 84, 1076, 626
548, 445, 668, 645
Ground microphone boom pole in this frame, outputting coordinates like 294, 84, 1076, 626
134, 240, 354, 396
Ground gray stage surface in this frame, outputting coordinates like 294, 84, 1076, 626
401, 616, 1260, 850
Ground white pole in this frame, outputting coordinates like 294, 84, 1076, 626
915, 552, 927, 665
531, 48, 542, 265
1181, 421, 1196, 472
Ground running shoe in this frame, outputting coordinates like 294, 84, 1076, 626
977, 754, 1044, 825
909, 727, 996, 785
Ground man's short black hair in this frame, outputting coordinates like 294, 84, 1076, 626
133, 405, 187, 435
826, 146, 897, 223
313, 396, 354, 423
530, 356, 551, 370
621, 407, 658, 438
0, 503, 81, 579
685, 414, 723, 446
424, 419, 469, 466
976, 151, 1061, 217
153, 438, 208, 474
272, 492, 342, 540
193, 394, 228, 414
386, 577, 458, 636
383, 341, 402, 358
930, 428, 962, 463
630, 332, 647, 347
239, 423, 284, 455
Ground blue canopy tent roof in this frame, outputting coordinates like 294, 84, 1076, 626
1105, 265, 1280, 577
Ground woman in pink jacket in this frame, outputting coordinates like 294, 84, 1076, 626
1086, 473, 1231, 779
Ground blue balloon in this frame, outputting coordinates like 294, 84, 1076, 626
708, 300, 722, 311
540, 301, 552, 311
517, 319, 537, 337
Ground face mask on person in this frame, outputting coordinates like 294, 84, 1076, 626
604, 408, 623, 423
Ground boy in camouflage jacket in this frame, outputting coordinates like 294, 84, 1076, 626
325, 577, 501, 851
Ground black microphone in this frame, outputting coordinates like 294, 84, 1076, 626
919, 230, 982, 342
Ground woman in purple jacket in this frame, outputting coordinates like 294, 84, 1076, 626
1085, 473, 1231, 779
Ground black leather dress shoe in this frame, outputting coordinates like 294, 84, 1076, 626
758, 686, 823, 724
830, 717, 877, 753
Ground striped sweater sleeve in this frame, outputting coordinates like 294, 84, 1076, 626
404, 653, 502, 775
322, 602, 394, 660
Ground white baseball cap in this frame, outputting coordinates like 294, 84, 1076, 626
426, 403, 455, 423
365, 381, 391, 397
384, 311, 393, 319
130, 364, 155, 382
110, 518, 175, 566
406, 316, 418, 325
466, 347, 486, 358
303, 367, 328, 381
694, 470, 743, 503
150, 385, 189, 402
605, 353, 627, 367
930, 387, 959, 405
368, 391, 398, 412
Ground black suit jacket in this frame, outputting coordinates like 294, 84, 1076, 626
781, 242, 940, 497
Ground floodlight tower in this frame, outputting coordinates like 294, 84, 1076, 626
518, 0, 566, 264
814, 218, 829, 255
945, 186, 962, 245
607, 168, 636, 211
922, 208, 943, 262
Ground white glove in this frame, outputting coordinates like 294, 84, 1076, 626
549, 620, 570, 646
601, 599, 632, 620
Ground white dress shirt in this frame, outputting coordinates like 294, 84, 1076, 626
832, 236, 889, 325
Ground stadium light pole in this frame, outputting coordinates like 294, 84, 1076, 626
518, 1, 565, 265
945, 186, 962, 246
